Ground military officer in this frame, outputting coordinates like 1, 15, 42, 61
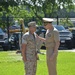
43, 18, 60, 75
21, 21, 38, 75
37, 18, 60, 75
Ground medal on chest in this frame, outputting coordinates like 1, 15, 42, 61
47, 33, 51, 37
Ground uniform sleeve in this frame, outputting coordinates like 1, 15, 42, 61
22, 34, 27, 44
54, 31, 60, 42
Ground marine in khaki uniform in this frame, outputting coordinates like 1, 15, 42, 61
37, 18, 60, 75
21, 21, 38, 75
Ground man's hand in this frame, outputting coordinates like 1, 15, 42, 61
50, 54, 55, 61
36, 54, 39, 60
36, 34, 46, 42
50, 53, 58, 61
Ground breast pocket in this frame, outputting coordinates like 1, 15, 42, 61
27, 38, 35, 46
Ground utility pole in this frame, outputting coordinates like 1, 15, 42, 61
57, 15, 59, 25
7, 16, 10, 48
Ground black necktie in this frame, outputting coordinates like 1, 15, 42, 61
33, 34, 35, 39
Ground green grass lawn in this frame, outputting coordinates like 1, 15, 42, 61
0, 50, 75, 75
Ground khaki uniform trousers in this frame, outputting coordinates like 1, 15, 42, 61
46, 47, 57, 75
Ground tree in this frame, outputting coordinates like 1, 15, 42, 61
59, 18, 74, 27
0, 0, 19, 28
0, 0, 75, 26
0, 0, 18, 12
0, 1, 33, 27
22, 0, 74, 18
0, 0, 74, 18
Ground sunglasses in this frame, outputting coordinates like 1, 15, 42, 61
43, 23, 48, 26
44, 22, 52, 26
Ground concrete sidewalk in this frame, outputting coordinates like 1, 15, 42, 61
59, 49, 75, 52
40, 49, 75, 55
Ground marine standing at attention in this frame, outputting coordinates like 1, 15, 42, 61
21, 21, 38, 75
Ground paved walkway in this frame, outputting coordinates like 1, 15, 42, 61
40, 49, 75, 55
59, 49, 75, 52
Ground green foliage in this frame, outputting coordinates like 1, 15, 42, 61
0, 1, 18, 12
23, 0, 74, 18
59, 18, 74, 27
0, 0, 75, 27
0, 0, 75, 17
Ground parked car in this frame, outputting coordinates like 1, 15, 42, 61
36, 25, 73, 49
54, 25, 73, 49
9, 32, 22, 50
0, 28, 10, 51
69, 27, 75, 48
